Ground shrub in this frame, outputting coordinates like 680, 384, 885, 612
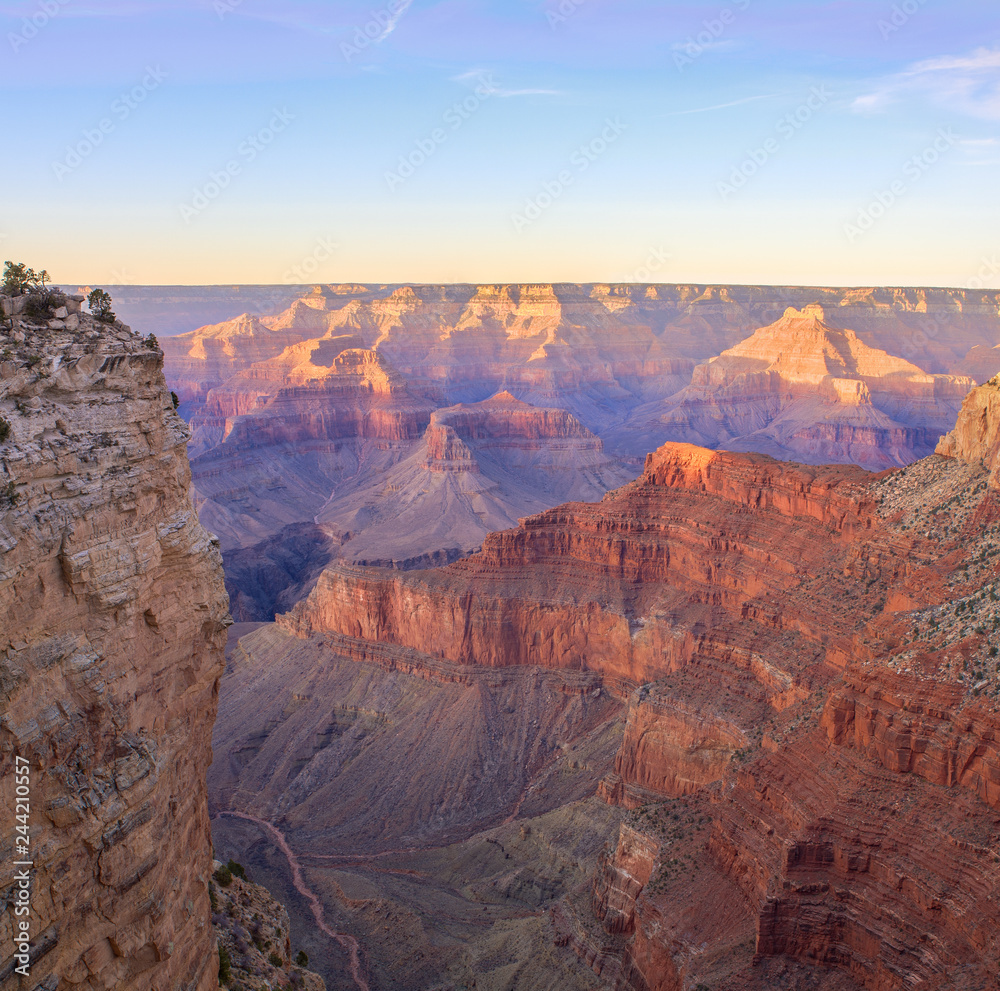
0, 416, 9, 443
1, 481, 17, 507
214, 864, 233, 887
226, 859, 247, 880
143, 333, 159, 350
2, 261, 50, 296
295, 950, 308, 967
22, 290, 60, 319
171, 391, 180, 409
268, 951, 283, 968
209, 880, 219, 912
87, 288, 116, 324
218, 944, 232, 984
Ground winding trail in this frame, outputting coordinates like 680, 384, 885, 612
218, 811, 370, 991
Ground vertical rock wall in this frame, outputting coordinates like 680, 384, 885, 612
0, 302, 229, 990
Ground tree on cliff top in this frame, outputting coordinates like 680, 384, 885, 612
3, 261, 50, 296
87, 288, 116, 324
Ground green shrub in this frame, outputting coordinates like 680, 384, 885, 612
87, 288, 116, 324
22, 291, 59, 319
213, 864, 233, 888
143, 333, 159, 350
218, 944, 232, 984
171, 391, 180, 409
1, 481, 17, 507
268, 951, 283, 968
295, 950, 308, 967
0, 416, 9, 443
226, 859, 246, 880
209, 880, 218, 912
3, 261, 50, 296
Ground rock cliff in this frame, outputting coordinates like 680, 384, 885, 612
628, 306, 976, 469
0, 294, 230, 990
264, 381, 1000, 990
936, 375, 1000, 488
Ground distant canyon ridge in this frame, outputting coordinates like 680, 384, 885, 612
153, 283, 1000, 616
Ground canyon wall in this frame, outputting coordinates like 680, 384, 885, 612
0, 297, 230, 990
267, 395, 1000, 990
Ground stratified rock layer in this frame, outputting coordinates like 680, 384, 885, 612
0, 303, 230, 991
274, 393, 1000, 990
936, 374, 1000, 488
627, 306, 975, 469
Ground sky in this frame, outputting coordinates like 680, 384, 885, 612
1, 0, 998, 286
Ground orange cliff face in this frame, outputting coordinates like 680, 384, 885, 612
936, 375, 1000, 488
280, 442, 880, 686
622, 305, 977, 469
274, 402, 1000, 989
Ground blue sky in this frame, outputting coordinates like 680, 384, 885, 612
1, 0, 998, 286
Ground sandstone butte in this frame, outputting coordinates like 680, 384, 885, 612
270, 376, 1000, 991
0, 293, 230, 991
623, 304, 977, 469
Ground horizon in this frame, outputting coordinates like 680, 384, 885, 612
3, 1, 999, 288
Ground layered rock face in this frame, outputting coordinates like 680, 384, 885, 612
311, 391, 632, 571
0, 299, 230, 990
161, 285, 1000, 418
160, 286, 1000, 622
625, 306, 976, 468
936, 375, 1000, 488
267, 387, 1000, 990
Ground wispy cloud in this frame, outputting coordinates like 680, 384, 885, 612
659, 94, 776, 117
374, 0, 413, 43
451, 69, 563, 98
853, 46, 1000, 120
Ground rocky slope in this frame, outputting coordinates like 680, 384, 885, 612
228, 381, 1000, 990
0, 294, 230, 990
623, 305, 976, 468
211, 859, 326, 991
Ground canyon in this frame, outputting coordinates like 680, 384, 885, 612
210, 358, 1000, 988
160, 284, 1000, 585
4, 280, 1000, 991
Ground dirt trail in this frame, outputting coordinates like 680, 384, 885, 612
219, 811, 370, 991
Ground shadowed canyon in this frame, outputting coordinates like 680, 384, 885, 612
158, 285, 1000, 990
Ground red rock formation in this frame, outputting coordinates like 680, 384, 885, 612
274, 389, 1000, 989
